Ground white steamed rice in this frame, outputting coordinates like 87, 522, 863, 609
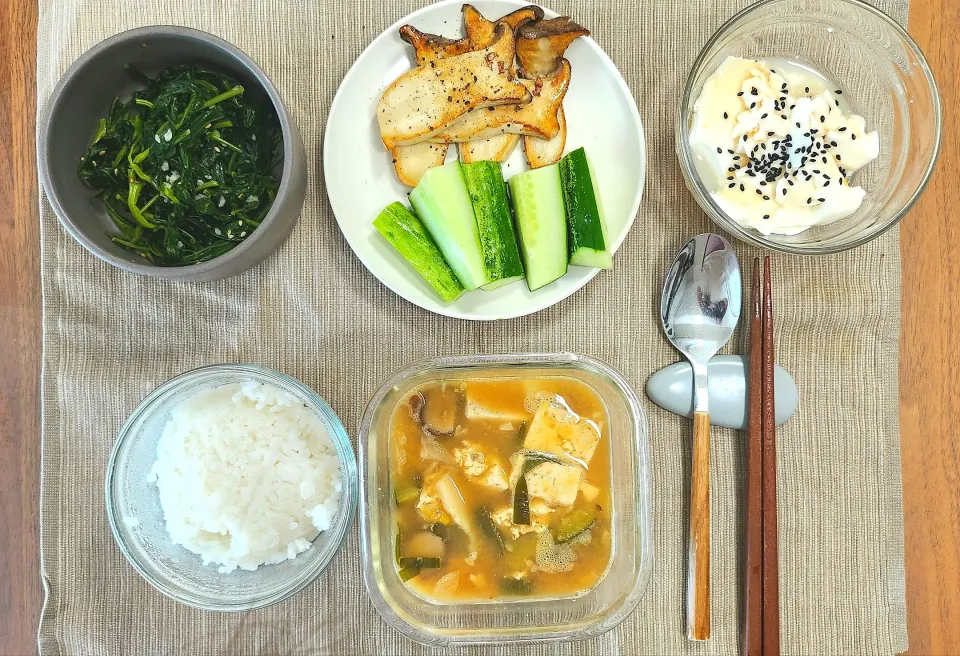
148, 380, 342, 573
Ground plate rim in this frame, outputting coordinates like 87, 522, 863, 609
323, 0, 646, 321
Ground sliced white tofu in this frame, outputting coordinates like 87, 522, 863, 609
416, 483, 452, 524
453, 442, 487, 477
523, 399, 602, 464
579, 480, 600, 502
525, 461, 582, 507
463, 380, 532, 422
481, 465, 509, 491
491, 505, 546, 539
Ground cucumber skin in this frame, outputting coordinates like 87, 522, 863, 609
508, 164, 568, 292
560, 148, 612, 269
460, 161, 525, 289
373, 202, 465, 302
410, 162, 490, 290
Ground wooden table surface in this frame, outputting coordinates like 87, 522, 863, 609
1, 0, 957, 654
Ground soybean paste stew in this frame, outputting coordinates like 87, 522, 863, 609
390, 376, 613, 601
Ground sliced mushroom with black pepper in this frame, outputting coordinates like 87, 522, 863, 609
463, 4, 545, 49
516, 16, 590, 78
398, 25, 472, 67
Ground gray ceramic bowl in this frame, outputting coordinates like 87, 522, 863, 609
38, 26, 307, 281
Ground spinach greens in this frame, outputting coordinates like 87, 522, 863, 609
77, 65, 281, 266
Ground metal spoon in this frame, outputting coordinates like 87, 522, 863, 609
660, 233, 742, 641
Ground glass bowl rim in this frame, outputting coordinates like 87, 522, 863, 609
356, 352, 653, 645
675, 0, 943, 255
104, 362, 359, 612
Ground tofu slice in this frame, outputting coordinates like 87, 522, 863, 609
491, 505, 546, 539
579, 480, 600, 502
453, 442, 487, 477
523, 400, 601, 464
463, 380, 532, 422
525, 461, 582, 507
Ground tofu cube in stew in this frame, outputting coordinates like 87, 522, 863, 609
523, 399, 601, 464
524, 460, 582, 507
463, 380, 533, 422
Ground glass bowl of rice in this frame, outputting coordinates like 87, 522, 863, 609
105, 364, 358, 611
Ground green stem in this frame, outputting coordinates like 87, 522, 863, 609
171, 129, 193, 147
126, 175, 156, 228
91, 118, 107, 146
135, 98, 154, 108
194, 180, 219, 192
209, 120, 233, 129
201, 85, 244, 109
210, 131, 242, 153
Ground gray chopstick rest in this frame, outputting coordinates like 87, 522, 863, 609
645, 355, 798, 429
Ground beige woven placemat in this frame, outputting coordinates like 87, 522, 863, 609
36, 0, 909, 654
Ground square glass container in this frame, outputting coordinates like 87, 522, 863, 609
358, 353, 652, 645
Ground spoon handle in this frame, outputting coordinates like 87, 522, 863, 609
688, 410, 711, 640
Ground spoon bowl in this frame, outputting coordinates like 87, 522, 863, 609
660, 233, 741, 640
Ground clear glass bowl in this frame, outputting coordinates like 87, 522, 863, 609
358, 353, 652, 645
676, 0, 941, 254
105, 364, 359, 611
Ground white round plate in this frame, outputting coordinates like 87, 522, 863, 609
324, 0, 645, 320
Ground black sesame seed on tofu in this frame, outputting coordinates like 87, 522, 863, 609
728, 182, 736, 188
763, 195, 770, 200
839, 127, 847, 132
835, 99, 840, 107
740, 183, 745, 191
782, 188, 788, 195
836, 154, 842, 161
823, 181, 831, 187
820, 115, 826, 123
763, 214, 770, 219
835, 89, 842, 94
737, 91, 744, 96
728, 149, 736, 154
750, 102, 756, 109
818, 197, 826, 202
727, 175, 734, 180
851, 133, 857, 140
807, 197, 812, 204
717, 147, 723, 154
761, 113, 768, 119
805, 86, 810, 93
743, 134, 748, 141
751, 87, 758, 95
781, 114, 787, 120
796, 122, 801, 128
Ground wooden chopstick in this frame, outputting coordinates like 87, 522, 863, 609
743, 258, 763, 656
761, 256, 781, 656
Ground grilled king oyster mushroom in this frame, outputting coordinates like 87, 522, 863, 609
463, 4, 544, 48
516, 16, 590, 77
377, 23, 530, 149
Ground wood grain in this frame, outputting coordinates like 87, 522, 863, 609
743, 258, 763, 656
688, 410, 711, 641
0, 0, 958, 654
761, 256, 780, 656
0, 0, 40, 655
899, 0, 960, 654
